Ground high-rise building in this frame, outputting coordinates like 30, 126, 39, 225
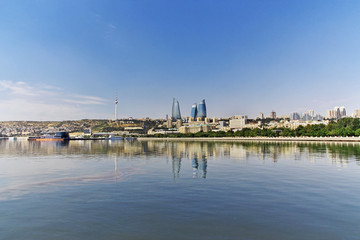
302, 113, 312, 121
353, 109, 360, 118
326, 106, 346, 119
326, 109, 338, 119
290, 112, 300, 120
191, 103, 198, 119
172, 98, 181, 120
314, 114, 324, 121
326, 110, 335, 119
308, 110, 314, 117
197, 99, 207, 119
270, 111, 276, 119
340, 106, 346, 117
259, 112, 264, 119
334, 106, 341, 119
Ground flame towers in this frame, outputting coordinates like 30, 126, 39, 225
191, 104, 197, 119
197, 99, 207, 119
171, 98, 207, 121
172, 98, 182, 120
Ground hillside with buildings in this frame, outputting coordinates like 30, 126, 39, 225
0, 119, 160, 137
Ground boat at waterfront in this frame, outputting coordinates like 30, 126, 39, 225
107, 135, 124, 141
28, 132, 70, 142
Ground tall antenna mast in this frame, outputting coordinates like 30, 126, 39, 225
114, 93, 118, 120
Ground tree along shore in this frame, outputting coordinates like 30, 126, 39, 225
146, 118, 360, 138
139, 136, 360, 142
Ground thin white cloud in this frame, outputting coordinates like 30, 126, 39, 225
0, 80, 106, 104
0, 80, 60, 97
108, 23, 117, 29
41, 84, 63, 91
64, 94, 107, 105
0, 99, 80, 121
0, 80, 109, 120
0, 80, 39, 96
74, 94, 107, 102
63, 99, 105, 105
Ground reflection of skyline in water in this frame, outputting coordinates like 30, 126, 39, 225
1, 139, 360, 201
1, 140, 360, 239
172, 157, 181, 179
1, 140, 360, 169
192, 155, 207, 179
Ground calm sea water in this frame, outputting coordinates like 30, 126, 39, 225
0, 139, 360, 240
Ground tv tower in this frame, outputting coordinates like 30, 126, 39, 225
114, 95, 118, 120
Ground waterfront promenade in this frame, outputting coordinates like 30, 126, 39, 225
5, 136, 360, 143
138, 136, 360, 143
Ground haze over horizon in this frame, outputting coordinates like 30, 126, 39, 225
1, 0, 360, 121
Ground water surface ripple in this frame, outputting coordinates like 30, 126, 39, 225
0, 140, 359, 240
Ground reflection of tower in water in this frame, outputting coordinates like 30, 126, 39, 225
172, 157, 181, 179
192, 155, 207, 178
192, 156, 198, 178
199, 156, 207, 178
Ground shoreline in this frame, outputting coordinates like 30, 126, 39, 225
138, 136, 360, 143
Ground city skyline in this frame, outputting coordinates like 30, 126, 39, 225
1, 1, 360, 120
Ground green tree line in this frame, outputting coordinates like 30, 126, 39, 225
148, 118, 360, 138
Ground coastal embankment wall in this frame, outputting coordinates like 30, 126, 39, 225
138, 136, 360, 143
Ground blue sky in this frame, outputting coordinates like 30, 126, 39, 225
1, 0, 360, 120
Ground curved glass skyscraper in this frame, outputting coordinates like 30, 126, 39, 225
191, 103, 197, 119
172, 98, 182, 120
197, 99, 207, 119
